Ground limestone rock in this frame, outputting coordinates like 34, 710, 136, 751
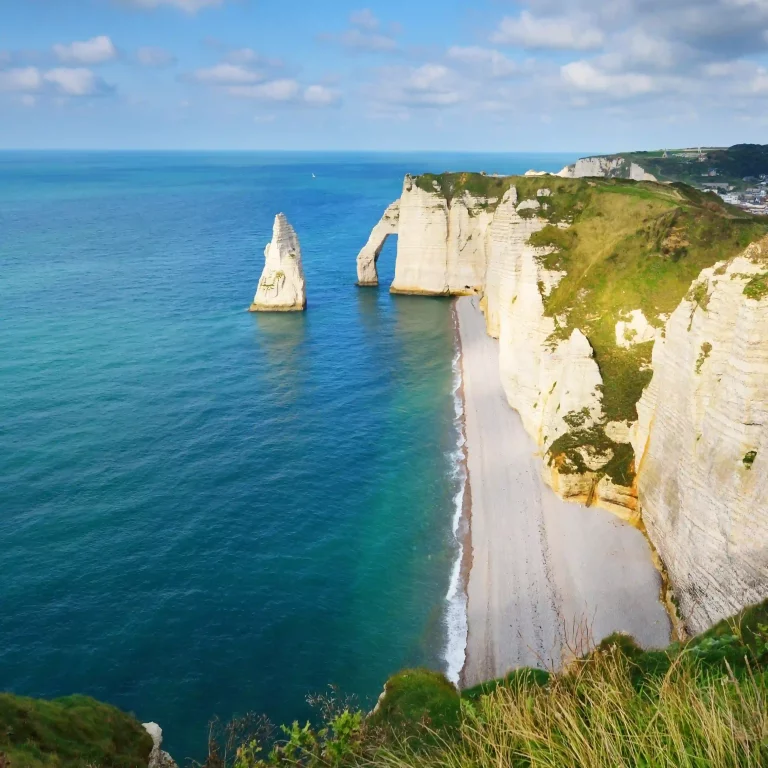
249, 214, 306, 312
356, 201, 399, 285
142, 722, 178, 768
557, 156, 657, 182
391, 176, 494, 295
632, 243, 768, 633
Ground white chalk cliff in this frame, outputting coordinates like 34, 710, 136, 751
631, 240, 768, 633
361, 178, 630, 514
357, 175, 494, 294
357, 174, 768, 632
250, 214, 307, 312
557, 156, 657, 182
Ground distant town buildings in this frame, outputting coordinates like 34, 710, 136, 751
717, 176, 768, 214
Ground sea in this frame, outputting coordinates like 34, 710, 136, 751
0, 151, 578, 760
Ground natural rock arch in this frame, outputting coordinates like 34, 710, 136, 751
356, 201, 400, 286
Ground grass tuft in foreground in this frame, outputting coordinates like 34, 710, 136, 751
221, 601, 768, 768
373, 650, 768, 768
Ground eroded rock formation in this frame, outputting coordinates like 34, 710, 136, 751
356, 174, 496, 295
357, 201, 399, 285
250, 214, 307, 312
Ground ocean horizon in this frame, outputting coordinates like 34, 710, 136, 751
0, 150, 579, 760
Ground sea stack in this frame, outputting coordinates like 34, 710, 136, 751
249, 213, 307, 312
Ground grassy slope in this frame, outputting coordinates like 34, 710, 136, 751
412, 171, 768, 486
0, 694, 152, 768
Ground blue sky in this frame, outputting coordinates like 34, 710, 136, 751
2, 0, 768, 151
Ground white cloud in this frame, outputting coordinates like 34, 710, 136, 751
192, 63, 264, 85
339, 29, 397, 51
21, 94, 37, 106
376, 63, 464, 107
321, 9, 399, 52
447, 46, 520, 78
350, 8, 380, 30
44, 67, 107, 96
561, 60, 655, 96
228, 78, 301, 101
493, 11, 604, 50
124, 0, 223, 11
53, 36, 117, 64
0, 66, 43, 92
623, 30, 677, 68
304, 84, 341, 106
136, 46, 175, 67
704, 60, 749, 76
226, 48, 283, 67
751, 68, 768, 92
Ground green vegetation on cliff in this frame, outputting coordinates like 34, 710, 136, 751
410, 171, 768, 489
518, 177, 768, 485
412, 173, 514, 209
216, 600, 768, 768
0, 693, 152, 768
517, 178, 766, 418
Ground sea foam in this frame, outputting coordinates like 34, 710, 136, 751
443, 333, 469, 685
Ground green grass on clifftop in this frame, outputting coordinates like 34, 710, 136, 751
0, 693, 152, 768
516, 177, 768, 485
518, 178, 767, 421
413, 172, 515, 208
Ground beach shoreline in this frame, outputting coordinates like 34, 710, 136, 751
442, 303, 472, 685
455, 295, 671, 687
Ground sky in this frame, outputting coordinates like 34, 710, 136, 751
1, 0, 768, 151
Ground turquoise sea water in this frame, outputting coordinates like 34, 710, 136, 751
0, 151, 578, 760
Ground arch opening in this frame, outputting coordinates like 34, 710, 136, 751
356, 200, 400, 286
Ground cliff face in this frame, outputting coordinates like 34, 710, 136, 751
250, 214, 307, 312
480, 188, 632, 514
556, 156, 657, 182
632, 241, 768, 633
356, 175, 497, 294
357, 173, 768, 631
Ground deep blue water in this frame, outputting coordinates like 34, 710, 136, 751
0, 151, 578, 761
